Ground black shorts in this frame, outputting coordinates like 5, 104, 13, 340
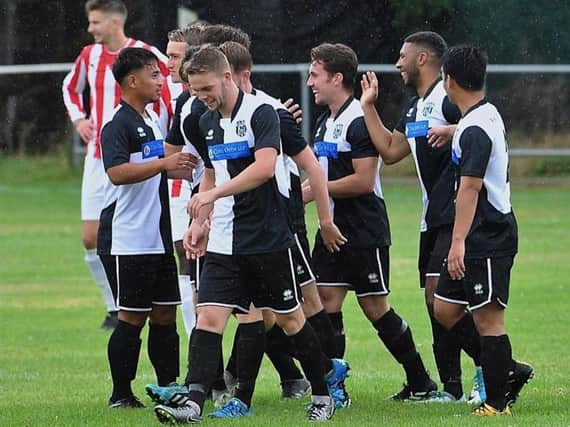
189, 256, 205, 290
435, 256, 514, 310
418, 225, 452, 288
312, 244, 390, 297
197, 249, 301, 314
101, 254, 181, 312
292, 232, 316, 287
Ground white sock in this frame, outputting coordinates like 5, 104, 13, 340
178, 275, 196, 336
84, 248, 117, 312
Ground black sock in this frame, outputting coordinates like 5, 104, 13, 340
225, 327, 240, 379
107, 320, 143, 401
450, 313, 481, 366
374, 308, 429, 390
184, 329, 223, 411
211, 344, 226, 392
148, 323, 180, 386
289, 322, 328, 397
430, 315, 463, 398
328, 312, 345, 358
265, 325, 303, 382
234, 321, 266, 407
308, 310, 338, 359
480, 335, 512, 410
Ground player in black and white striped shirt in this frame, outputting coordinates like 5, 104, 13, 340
434, 45, 533, 417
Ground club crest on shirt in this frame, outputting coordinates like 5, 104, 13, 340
332, 123, 344, 139
137, 127, 146, 138
235, 120, 247, 138
422, 101, 435, 117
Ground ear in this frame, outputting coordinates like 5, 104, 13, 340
126, 73, 137, 89
333, 72, 344, 87
417, 51, 429, 67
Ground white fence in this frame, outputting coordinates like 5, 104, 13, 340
1, 63, 570, 158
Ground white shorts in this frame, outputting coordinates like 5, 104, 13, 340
169, 178, 191, 242
81, 151, 108, 221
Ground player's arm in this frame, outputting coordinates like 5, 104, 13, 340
447, 126, 492, 280
360, 71, 410, 164
327, 156, 378, 198
429, 96, 462, 148
293, 146, 347, 250
184, 164, 215, 259
62, 48, 93, 143
106, 152, 194, 185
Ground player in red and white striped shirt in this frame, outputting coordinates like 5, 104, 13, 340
62, 0, 181, 330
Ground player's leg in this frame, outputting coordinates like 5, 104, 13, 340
100, 255, 154, 408
174, 240, 196, 335
81, 157, 117, 329
147, 254, 181, 387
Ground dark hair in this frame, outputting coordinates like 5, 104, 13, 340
179, 45, 202, 82
85, 0, 127, 20
185, 46, 230, 77
112, 47, 158, 86
198, 24, 251, 49
310, 43, 358, 91
404, 31, 447, 60
442, 45, 488, 91
219, 41, 253, 73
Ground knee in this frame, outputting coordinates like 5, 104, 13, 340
275, 308, 306, 336
195, 307, 227, 333
359, 296, 390, 323
433, 302, 460, 330
82, 233, 97, 250
150, 306, 177, 325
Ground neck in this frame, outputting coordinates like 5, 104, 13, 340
416, 69, 441, 98
105, 31, 128, 52
122, 93, 148, 116
220, 84, 240, 118
329, 91, 352, 118
241, 78, 253, 95
455, 91, 485, 116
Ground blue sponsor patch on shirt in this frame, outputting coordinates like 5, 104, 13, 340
405, 120, 429, 138
314, 141, 338, 159
208, 141, 251, 161
141, 139, 164, 159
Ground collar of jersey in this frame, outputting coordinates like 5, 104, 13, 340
463, 98, 488, 118
422, 77, 442, 100
217, 89, 245, 122
330, 95, 354, 121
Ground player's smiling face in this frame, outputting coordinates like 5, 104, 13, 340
166, 41, 187, 84
307, 61, 335, 106
396, 42, 420, 88
87, 11, 116, 45
130, 61, 163, 104
188, 72, 225, 111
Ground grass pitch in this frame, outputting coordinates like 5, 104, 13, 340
1, 155, 569, 426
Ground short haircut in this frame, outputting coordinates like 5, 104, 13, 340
404, 31, 447, 60
179, 45, 203, 82
219, 41, 253, 73
185, 21, 209, 46
112, 47, 158, 86
185, 46, 230, 77
310, 43, 358, 91
85, 0, 127, 20
198, 24, 251, 49
442, 45, 488, 91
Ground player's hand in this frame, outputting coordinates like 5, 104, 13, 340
162, 152, 194, 172
428, 125, 456, 148
447, 240, 466, 280
320, 221, 348, 253
283, 98, 303, 125
183, 221, 209, 259
360, 72, 379, 106
74, 118, 94, 143
188, 189, 217, 219
302, 184, 314, 204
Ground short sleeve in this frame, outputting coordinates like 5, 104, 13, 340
277, 108, 307, 157
251, 104, 281, 152
100, 119, 131, 170
459, 126, 492, 178
442, 96, 462, 125
165, 92, 189, 146
346, 117, 378, 159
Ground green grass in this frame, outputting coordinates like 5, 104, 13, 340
1, 156, 570, 426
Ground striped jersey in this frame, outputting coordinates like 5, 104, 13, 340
195, 90, 294, 255
62, 38, 182, 159
98, 101, 172, 256
313, 96, 390, 248
396, 79, 461, 232
451, 99, 518, 258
